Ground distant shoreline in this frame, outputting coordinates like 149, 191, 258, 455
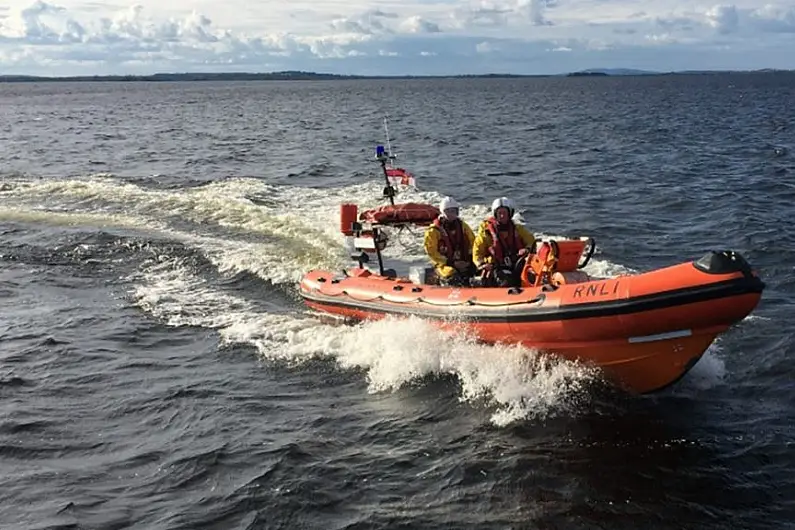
0, 69, 792, 83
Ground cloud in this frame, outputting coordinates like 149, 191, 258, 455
329, 9, 403, 35
400, 15, 442, 33
654, 16, 696, 32
453, 7, 511, 29
0, 0, 793, 75
2, 0, 72, 43
748, 4, 795, 32
706, 4, 739, 34
516, 0, 553, 26
476, 40, 498, 53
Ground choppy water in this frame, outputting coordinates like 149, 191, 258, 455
1, 73, 794, 529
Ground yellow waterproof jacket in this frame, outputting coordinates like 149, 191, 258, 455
472, 219, 536, 267
424, 218, 476, 279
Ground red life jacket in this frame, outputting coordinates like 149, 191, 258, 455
486, 217, 524, 267
432, 217, 470, 263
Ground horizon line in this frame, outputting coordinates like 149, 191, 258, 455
1, 67, 793, 82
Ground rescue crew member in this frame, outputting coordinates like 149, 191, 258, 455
423, 196, 477, 286
472, 197, 536, 287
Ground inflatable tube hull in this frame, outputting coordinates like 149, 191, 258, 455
299, 252, 764, 393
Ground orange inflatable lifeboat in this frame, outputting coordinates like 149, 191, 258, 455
300, 140, 765, 394
300, 201, 765, 394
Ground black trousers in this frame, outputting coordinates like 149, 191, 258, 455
439, 263, 478, 287
481, 266, 522, 288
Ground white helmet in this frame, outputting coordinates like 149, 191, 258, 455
439, 196, 460, 218
491, 197, 514, 216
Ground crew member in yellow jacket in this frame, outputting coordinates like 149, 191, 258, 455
423, 196, 477, 286
472, 197, 536, 287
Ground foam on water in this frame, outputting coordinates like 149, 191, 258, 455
128, 252, 602, 425
0, 175, 631, 282
0, 175, 726, 424
0, 205, 168, 234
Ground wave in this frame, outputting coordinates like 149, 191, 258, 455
0, 174, 727, 424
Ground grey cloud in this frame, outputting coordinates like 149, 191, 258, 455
517, 0, 553, 26
707, 5, 739, 34
368, 9, 399, 19
453, 0, 554, 30
749, 6, 795, 33
456, 8, 511, 28
329, 10, 400, 35
655, 16, 696, 32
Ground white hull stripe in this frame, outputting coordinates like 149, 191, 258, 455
628, 329, 693, 344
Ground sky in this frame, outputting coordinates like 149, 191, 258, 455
0, 0, 794, 76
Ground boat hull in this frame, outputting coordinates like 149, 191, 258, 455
299, 252, 764, 393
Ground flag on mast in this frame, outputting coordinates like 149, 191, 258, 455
385, 167, 416, 187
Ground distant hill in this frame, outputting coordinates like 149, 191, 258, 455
0, 70, 553, 82
0, 68, 791, 83
566, 71, 610, 77
0, 71, 370, 83
567, 68, 660, 76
